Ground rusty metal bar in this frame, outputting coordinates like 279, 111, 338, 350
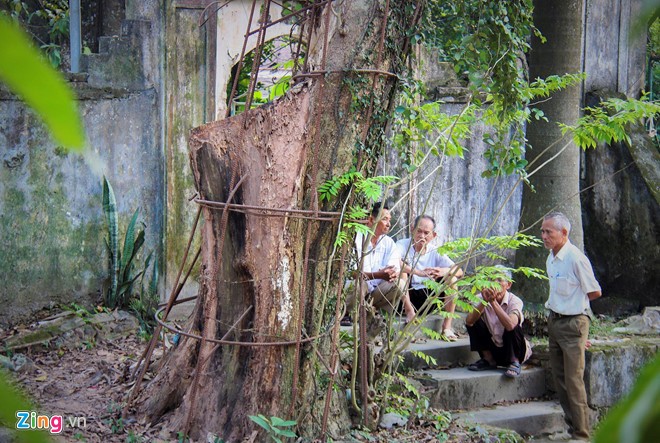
244, 0, 272, 112
225, 0, 259, 118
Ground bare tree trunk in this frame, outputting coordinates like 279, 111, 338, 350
515, 0, 586, 303
134, 1, 422, 440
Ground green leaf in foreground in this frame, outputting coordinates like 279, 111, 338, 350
0, 372, 51, 443
0, 15, 84, 151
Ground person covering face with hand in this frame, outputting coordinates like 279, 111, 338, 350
465, 266, 531, 378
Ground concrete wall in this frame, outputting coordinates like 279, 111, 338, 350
0, 0, 164, 327
582, 0, 657, 308
384, 53, 522, 266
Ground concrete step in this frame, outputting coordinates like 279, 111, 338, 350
402, 338, 477, 370
454, 400, 567, 438
416, 365, 547, 410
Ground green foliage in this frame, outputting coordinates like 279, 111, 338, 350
228, 37, 304, 115
560, 95, 660, 149
248, 415, 297, 443
319, 169, 398, 248
2, 0, 70, 68
423, 0, 539, 117
102, 177, 120, 308
0, 372, 51, 443
318, 169, 397, 203
106, 402, 124, 434
130, 253, 159, 331
0, 13, 84, 150
410, 349, 437, 367
125, 430, 143, 443
594, 353, 660, 443
436, 233, 543, 263
392, 81, 474, 171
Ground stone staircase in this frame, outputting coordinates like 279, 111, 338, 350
392, 314, 660, 441
396, 316, 568, 441
80, 19, 154, 91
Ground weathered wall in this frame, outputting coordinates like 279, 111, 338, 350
162, 2, 207, 302
581, 0, 657, 308
0, 0, 164, 327
386, 53, 522, 265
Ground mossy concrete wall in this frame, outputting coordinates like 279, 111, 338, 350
0, 87, 163, 327
584, 338, 659, 407
385, 50, 522, 259
581, 0, 657, 308
162, 3, 208, 301
0, 0, 165, 327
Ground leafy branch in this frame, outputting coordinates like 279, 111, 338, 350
560, 95, 660, 149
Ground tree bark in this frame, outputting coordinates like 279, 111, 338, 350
515, 0, 586, 303
134, 1, 422, 440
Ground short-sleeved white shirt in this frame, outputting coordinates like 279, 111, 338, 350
355, 232, 401, 292
395, 238, 455, 290
545, 240, 601, 316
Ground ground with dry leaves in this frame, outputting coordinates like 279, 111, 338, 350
1, 311, 501, 443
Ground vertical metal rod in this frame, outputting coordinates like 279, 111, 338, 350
225, 0, 259, 118
69, 0, 81, 73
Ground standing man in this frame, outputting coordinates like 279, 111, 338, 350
344, 202, 406, 323
396, 215, 463, 339
541, 211, 601, 441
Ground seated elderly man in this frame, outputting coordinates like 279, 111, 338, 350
465, 267, 531, 378
343, 202, 406, 325
396, 215, 463, 339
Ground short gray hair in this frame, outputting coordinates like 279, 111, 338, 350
494, 265, 512, 281
544, 211, 571, 235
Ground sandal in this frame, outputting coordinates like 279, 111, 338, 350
442, 328, 458, 341
467, 358, 496, 371
504, 361, 521, 378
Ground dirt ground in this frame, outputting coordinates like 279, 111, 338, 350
0, 312, 500, 443
4, 333, 170, 442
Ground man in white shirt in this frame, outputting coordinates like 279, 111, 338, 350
396, 215, 463, 339
344, 203, 406, 323
541, 211, 601, 441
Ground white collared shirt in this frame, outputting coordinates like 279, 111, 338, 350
355, 232, 401, 292
395, 238, 455, 290
545, 240, 601, 316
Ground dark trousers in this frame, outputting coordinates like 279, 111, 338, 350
466, 317, 527, 366
408, 287, 445, 311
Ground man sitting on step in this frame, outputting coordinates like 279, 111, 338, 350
342, 202, 406, 326
465, 266, 532, 378
396, 214, 463, 340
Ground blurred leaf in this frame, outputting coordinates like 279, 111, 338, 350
0, 15, 84, 151
0, 373, 52, 443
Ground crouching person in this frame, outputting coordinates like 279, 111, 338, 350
465, 267, 531, 378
